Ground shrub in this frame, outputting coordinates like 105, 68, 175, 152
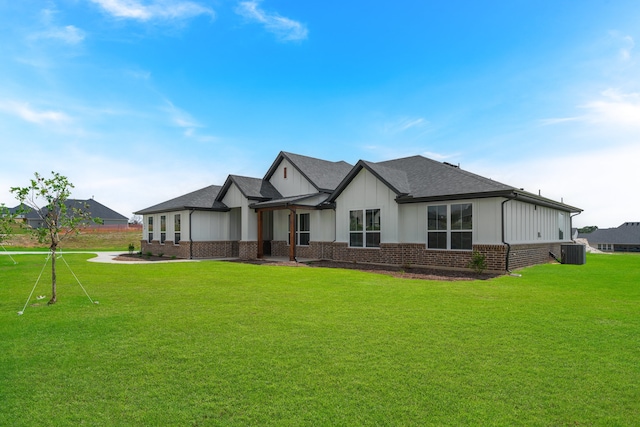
467, 251, 488, 274
128, 243, 135, 254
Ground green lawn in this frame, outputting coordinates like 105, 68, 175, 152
1, 253, 638, 426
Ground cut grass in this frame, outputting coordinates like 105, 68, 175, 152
0, 253, 638, 425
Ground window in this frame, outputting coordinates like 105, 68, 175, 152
558, 213, 564, 240
148, 217, 153, 242
427, 203, 473, 250
288, 213, 310, 246
174, 214, 181, 244
349, 209, 380, 247
298, 213, 310, 245
427, 205, 447, 249
160, 215, 166, 244
283, 167, 287, 179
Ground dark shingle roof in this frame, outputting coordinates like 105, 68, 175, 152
329, 155, 581, 212
218, 175, 282, 201
135, 185, 227, 215
265, 152, 353, 192
377, 155, 515, 199
10, 199, 128, 220
72, 199, 128, 220
578, 222, 640, 245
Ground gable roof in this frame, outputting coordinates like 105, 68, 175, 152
135, 185, 228, 215
216, 175, 282, 202
578, 222, 640, 245
329, 155, 581, 212
11, 199, 128, 221
75, 199, 128, 220
264, 151, 353, 193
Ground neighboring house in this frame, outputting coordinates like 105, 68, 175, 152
578, 222, 640, 252
135, 151, 582, 272
10, 199, 128, 229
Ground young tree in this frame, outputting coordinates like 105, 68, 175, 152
11, 172, 101, 305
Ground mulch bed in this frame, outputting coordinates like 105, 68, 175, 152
226, 259, 499, 281
113, 253, 499, 281
113, 253, 171, 262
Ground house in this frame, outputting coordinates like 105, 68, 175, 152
135, 151, 582, 272
578, 223, 640, 252
10, 199, 129, 229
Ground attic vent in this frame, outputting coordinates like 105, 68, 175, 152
443, 162, 459, 168
283, 167, 287, 179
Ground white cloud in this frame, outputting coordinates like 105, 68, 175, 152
35, 25, 86, 44
90, 0, 214, 21
580, 89, 640, 127
384, 117, 428, 134
236, 1, 308, 42
161, 100, 218, 142
162, 100, 199, 128
0, 100, 72, 125
609, 31, 635, 61
466, 141, 640, 229
540, 89, 640, 128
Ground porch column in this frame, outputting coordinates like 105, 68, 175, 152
289, 207, 296, 261
257, 209, 264, 259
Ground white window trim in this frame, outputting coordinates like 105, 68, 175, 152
426, 203, 474, 251
349, 208, 381, 248
288, 212, 311, 246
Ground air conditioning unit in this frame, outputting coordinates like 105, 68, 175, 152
561, 244, 586, 265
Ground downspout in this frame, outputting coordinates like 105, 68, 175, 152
189, 209, 195, 260
501, 194, 518, 274
570, 211, 582, 242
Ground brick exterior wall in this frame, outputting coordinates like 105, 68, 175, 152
140, 240, 239, 259
332, 242, 558, 272
239, 241, 258, 260
142, 238, 560, 271
271, 241, 335, 260
507, 243, 561, 270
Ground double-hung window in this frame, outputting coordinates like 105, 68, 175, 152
349, 209, 381, 247
427, 203, 473, 250
174, 214, 181, 244
148, 217, 153, 242
288, 213, 310, 246
160, 215, 166, 244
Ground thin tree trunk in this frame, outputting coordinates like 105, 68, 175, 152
49, 247, 57, 305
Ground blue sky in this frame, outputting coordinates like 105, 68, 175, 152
1, 0, 639, 228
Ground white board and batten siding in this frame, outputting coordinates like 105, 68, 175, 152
503, 199, 572, 243
221, 183, 256, 241
143, 210, 235, 242
335, 168, 399, 244
397, 198, 502, 245
269, 158, 316, 197
190, 210, 231, 241
272, 208, 336, 242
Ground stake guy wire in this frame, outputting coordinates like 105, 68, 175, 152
1, 243, 18, 264
17, 250, 98, 316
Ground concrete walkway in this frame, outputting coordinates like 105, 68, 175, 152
0, 250, 199, 264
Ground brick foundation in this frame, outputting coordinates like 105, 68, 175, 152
331, 242, 559, 272
142, 238, 561, 271
271, 241, 334, 260
507, 243, 561, 270
239, 241, 258, 260
140, 240, 239, 259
